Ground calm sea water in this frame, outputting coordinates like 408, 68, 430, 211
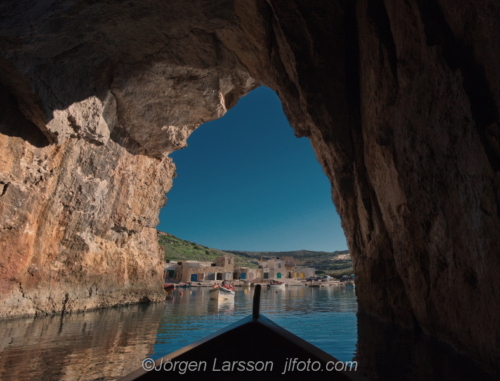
154, 286, 357, 361
0, 286, 358, 381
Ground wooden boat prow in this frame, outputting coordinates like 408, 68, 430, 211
119, 285, 370, 381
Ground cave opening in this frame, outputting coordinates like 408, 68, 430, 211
158, 86, 348, 255
156, 84, 358, 364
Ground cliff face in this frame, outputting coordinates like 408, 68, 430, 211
352, 0, 500, 372
1, 0, 499, 375
0, 82, 176, 315
0, 0, 256, 316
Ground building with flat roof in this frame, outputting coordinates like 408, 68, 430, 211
259, 257, 315, 280
165, 255, 315, 283
233, 266, 263, 281
171, 256, 234, 283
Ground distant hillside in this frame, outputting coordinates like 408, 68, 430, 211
157, 231, 259, 268
158, 231, 353, 277
225, 249, 353, 277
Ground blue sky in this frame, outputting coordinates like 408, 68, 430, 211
158, 86, 347, 252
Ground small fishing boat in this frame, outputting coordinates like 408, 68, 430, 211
177, 282, 190, 288
163, 283, 176, 294
267, 280, 287, 289
119, 285, 370, 381
209, 281, 235, 301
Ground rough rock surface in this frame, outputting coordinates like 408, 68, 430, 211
1, 0, 499, 376
0, 82, 175, 315
0, 0, 257, 317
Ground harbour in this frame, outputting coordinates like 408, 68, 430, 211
0, 287, 357, 381
0, 286, 497, 380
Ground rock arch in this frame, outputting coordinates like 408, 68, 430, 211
0, 0, 499, 374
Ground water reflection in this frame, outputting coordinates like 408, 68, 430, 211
151, 286, 358, 363
0, 304, 164, 381
208, 299, 235, 315
2, 285, 494, 380
355, 312, 500, 381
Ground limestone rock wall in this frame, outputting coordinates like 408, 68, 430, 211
247, 0, 500, 373
0, 82, 175, 316
351, 0, 500, 372
1, 0, 499, 375
0, 0, 256, 317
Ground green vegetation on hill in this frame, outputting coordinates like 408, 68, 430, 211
158, 231, 258, 268
157, 231, 353, 277
225, 249, 353, 277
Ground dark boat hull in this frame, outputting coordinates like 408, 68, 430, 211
119, 286, 369, 381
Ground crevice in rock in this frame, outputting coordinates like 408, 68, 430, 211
67, 114, 81, 134
341, 0, 362, 125
265, 1, 306, 137
61, 293, 70, 316
18, 282, 25, 298
366, 0, 398, 80
0, 83, 50, 148
111, 224, 138, 236
60, 235, 90, 253
66, 115, 106, 147
109, 123, 146, 156
416, 0, 500, 171
120, 27, 208, 66
0, 181, 9, 197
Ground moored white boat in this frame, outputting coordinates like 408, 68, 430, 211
209, 286, 235, 301
267, 280, 287, 289
209, 280, 234, 300
269, 283, 286, 289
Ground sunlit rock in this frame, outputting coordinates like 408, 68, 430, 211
0, 0, 499, 376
